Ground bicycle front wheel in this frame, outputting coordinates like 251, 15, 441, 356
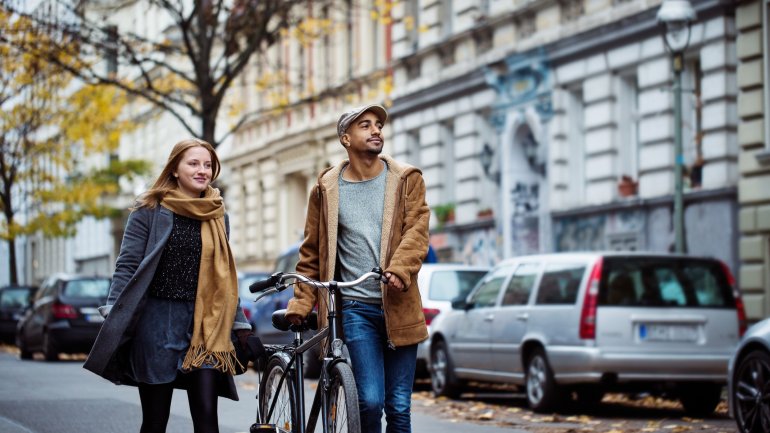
324, 362, 361, 433
259, 355, 297, 432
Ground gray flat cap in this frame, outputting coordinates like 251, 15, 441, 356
336, 104, 388, 140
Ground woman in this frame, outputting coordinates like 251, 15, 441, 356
84, 138, 252, 433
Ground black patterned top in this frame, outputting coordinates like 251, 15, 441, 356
148, 213, 202, 301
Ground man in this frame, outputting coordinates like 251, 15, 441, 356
285, 104, 430, 432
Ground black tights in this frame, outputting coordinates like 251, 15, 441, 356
138, 369, 220, 433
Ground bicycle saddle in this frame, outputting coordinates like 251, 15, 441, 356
272, 309, 318, 332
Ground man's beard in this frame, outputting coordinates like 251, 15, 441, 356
365, 140, 384, 155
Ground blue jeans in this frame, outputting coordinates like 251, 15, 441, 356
342, 300, 418, 433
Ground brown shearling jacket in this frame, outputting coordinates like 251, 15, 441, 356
286, 154, 430, 347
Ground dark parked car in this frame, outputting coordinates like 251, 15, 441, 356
728, 317, 770, 433
16, 273, 110, 361
238, 270, 272, 331
0, 285, 38, 343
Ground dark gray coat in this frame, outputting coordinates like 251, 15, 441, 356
83, 205, 248, 400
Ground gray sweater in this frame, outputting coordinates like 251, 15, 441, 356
337, 163, 387, 303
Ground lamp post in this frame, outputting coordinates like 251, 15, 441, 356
657, 0, 695, 254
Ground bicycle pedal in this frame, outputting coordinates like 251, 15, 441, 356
250, 423, 289, 433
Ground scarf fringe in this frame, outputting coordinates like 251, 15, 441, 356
182, 344, 244, 375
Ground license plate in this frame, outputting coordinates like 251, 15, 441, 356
639, 323, 698, 342
85, 314, 104, 323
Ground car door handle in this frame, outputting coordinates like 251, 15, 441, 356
484, 314, 494, 322
516, 313, 529, 321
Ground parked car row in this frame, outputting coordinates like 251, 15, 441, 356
427, 252, 748, 418
7, 250, 768, 433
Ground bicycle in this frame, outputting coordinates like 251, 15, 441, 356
247, 267, 383, 433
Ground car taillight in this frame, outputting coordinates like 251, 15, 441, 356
52, 302, 78, 319
423, 308, 441, 326
579, 258, 603, 340
720, 261, 747, 337
242, 307, 251, 321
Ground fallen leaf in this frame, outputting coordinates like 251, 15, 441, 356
477, 410, 494, 420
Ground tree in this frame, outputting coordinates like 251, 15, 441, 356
0, 8, 149, 284
1, 0, 349, 149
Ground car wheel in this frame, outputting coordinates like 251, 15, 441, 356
526, 348, 563, 413
733, 350, 770, 433
16, 332, 32, 360
430, 339, 462, 398
42, 332, 59, 362
678, 382, 722, 417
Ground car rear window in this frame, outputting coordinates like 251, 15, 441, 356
535, 263, 586, 305
428, 270, 488, 302
599, 257, 734, 308
0, 288, 34, 308
63, 279, 110, 298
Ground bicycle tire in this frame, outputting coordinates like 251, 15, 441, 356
324, 362, 361, 433
259, 355, 298, 432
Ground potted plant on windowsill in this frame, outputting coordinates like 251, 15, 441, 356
477, 208, 494, 219
433, 203, 455, 228
617, 175, 638, 197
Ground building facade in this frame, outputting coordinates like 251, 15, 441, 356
737, 0, 770, 320
222, 0, 392, 270
386, 0, 740, 274
547, 0, 739, 274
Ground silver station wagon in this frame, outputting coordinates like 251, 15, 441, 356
428, 252, 747, 416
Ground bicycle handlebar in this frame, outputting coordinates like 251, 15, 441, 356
248, 267, 383, 302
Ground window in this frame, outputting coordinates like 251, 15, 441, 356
502, 263, 540, 306
405, 0, 420, 52
561, 0, 584, 23
441, 0, 453, 38
599, 257, 734, 307
440, 121, 455, 204
535, 263, 586, 304
516, 13, 536, 40
682, 58, 703, 182
567, 89, 585, 204
428, 270, 488, 302
405, 131, 421, 167
469, 266, 512, 308
63, 279, 110, 298
0, 288, 35, 309
764, 0, 770, 152
617, 74, 639, 182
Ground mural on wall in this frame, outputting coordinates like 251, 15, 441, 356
554, 210, 646, 252
460, 226, 501, 266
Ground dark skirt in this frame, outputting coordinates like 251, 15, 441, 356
128, 296, 203, 384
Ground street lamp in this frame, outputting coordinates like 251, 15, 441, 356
657, 0, 695, 254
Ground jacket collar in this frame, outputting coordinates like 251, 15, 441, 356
317, 154, 420, 191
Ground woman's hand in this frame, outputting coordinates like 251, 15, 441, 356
235, 328, 253, 349
286, 313, 303, 326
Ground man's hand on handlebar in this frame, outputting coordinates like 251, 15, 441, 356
383, 272, 405, 291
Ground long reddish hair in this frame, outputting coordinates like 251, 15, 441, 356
134, 138, 221, 209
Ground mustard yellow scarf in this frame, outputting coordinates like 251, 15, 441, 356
161, 187, 241, 374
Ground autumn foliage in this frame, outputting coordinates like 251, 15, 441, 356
0, 7, 148, 284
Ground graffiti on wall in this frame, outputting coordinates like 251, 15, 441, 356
553, 210, 645, 252
459, 226, 501, 267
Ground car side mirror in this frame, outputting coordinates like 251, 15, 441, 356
451, 296, 473, 310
